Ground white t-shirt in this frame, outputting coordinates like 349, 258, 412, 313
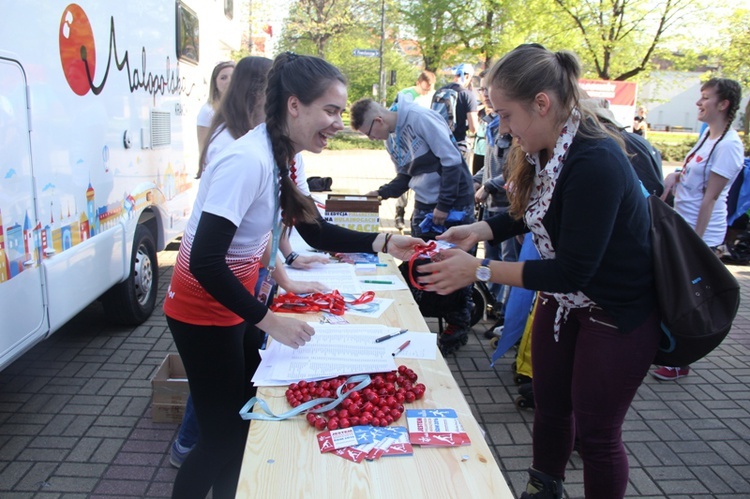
192, 123, 311, 243
205, 126, 311, 197
205, 125, 236, 166
674, 128, 744, 246
197, 102, 214, 127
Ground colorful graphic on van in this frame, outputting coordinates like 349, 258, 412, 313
0, 164, 180, 284
58, 3, 192, 99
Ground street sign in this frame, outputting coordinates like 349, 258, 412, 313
353, 48, 380, 58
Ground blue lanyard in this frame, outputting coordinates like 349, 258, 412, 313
239, 374, 372, 421
266, 163, 282, 273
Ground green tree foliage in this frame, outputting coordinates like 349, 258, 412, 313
717, 8, 750, 137
551, 0, 697, 80
398, 0, 465, 72
281, 0, 368, 57
325, 30, 419, 105
458, 0, 570, 68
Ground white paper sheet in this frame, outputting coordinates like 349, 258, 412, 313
283, 263, 362, 293
355, 274, 409, 291
253, 324, 401, 385
343, 297, 394, 319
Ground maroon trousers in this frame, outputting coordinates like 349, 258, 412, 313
530, 294, 660, 499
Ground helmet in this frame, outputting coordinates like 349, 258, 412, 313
454, 63, 474, 85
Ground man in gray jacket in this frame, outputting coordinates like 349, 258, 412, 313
350, 97, 476, 354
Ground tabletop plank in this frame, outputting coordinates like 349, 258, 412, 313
236, 255, 513, 498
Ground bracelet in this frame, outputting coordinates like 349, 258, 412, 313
381, 233, 392, 254
285, 252, 299, 266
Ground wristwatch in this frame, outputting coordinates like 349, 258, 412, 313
285, 251, 299, 266
475, 258, 492, 282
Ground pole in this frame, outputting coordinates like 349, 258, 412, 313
378, 0, 386, 105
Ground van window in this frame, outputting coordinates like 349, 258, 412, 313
176, 3, 199, 64
224, 0, 234, 19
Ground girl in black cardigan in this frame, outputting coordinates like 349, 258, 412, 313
419, 44, 661, 499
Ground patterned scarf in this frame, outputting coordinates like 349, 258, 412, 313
524, 108, 596, 341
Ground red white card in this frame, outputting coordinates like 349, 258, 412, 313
317, 426, 373, 453
406, 409, 471, 447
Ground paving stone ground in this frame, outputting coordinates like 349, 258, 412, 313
1, 149, 748, 498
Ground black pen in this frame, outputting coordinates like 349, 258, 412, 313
374, 328, 408, 343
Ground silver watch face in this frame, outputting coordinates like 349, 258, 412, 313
476, 266, 491, 282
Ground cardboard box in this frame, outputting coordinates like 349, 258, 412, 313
324, 194, 380, 232
151, 353, 189, 423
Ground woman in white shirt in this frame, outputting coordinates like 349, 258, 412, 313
165, 53, 421, 498
196, 60, 235, 161
655, 77, 743, 381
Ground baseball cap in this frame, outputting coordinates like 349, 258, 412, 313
584, 98, 625, 129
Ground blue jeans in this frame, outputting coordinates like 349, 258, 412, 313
176, 394, 199, 448
411, 205, 475, 329
482, 210, 520, 310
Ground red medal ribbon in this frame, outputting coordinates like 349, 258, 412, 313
270, 290, 375, 315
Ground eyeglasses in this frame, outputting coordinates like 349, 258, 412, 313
479, 87, 488, 94
365, 117, 378, 138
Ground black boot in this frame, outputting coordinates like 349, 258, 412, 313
519, 468, 564, 499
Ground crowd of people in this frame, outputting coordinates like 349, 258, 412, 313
164, 44, 744, 499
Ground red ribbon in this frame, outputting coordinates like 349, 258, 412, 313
408, 241, 438, 291
270, 290, 375, 315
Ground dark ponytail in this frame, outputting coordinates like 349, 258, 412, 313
699, 78, 742, 191
264, 52, 346, 226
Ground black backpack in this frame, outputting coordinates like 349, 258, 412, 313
649, 196, 740, 366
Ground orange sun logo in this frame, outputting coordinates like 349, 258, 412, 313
59, 3, 96, 96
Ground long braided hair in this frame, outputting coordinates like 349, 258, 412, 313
197, 56, 272, 178
693, 78, 742, 191
264, 52, 345, 226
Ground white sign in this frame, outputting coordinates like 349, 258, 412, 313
353, 49, 380, 57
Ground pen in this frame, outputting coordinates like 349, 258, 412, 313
392, 340, 411, 357
375, 328, 408, 343
363, 279, 393, 284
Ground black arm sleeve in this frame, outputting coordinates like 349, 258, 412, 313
486, 211, 528, 245
189, 212, 268, 325
377, 173, 411, 199
295, 216, 379, 253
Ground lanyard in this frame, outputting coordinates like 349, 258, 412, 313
270, 290, 376, 315
239, 374, 372, 421
267, 162, 283, 273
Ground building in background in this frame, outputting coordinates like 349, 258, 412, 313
640, 71, 749, 132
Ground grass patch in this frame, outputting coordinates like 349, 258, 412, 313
647, 131, 698, 162
328, 132, 385, 150
647, 131, 699, 145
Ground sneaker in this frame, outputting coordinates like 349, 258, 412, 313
395, 216, 405, 230
651, 365, 690, 381
483, 317, 504, 339
438, 324, 469, 355
170, 440, 194, 468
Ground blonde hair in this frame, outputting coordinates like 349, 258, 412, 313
489, 44, 625, 218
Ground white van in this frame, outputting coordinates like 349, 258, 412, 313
0, 1, 243, 370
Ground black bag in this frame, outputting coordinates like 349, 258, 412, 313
398, 260, 464, 319
649, 195, 740, 366
306, 176, 332, 192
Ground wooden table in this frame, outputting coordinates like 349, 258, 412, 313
236, 255, 513, 498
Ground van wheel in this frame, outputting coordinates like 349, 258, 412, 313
102, 224, 158, 325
